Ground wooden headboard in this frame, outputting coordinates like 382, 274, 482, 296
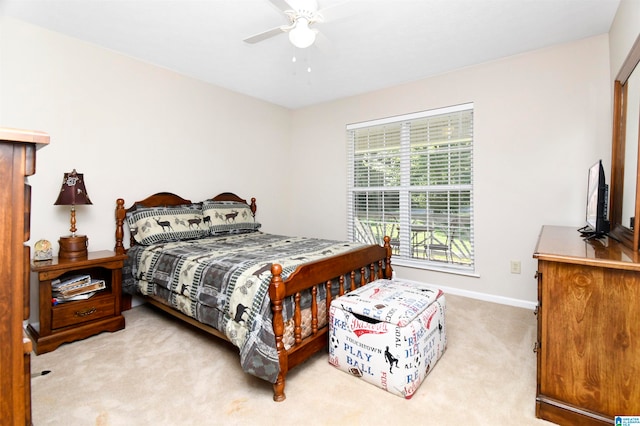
114, 192, 257, 255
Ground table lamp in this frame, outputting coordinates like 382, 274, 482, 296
54, 169, 92, 260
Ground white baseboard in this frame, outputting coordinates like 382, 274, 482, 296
392, 277, 538, 311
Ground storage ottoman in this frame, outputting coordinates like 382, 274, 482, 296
328, 278, 446, 399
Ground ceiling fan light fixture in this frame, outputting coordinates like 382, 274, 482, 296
288, 17, 316, 48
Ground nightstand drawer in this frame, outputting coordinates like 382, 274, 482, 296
52, 295, 115, 329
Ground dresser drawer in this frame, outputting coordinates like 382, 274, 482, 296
52, 295, 115, 329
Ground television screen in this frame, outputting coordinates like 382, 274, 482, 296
583, 159, 609, 238
585, 161, 601, 230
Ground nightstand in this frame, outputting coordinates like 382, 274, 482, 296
27, 250, 127, 354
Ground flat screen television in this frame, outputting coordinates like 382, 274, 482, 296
579, 159, 610, 239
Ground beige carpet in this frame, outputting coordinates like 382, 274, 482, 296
30, 294, 555, 425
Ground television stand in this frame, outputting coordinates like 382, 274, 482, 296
580, 231, 606, 241
577, 226, 620, 243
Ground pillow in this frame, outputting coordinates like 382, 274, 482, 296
202, 200, 261, 235
126, 204, 208, 245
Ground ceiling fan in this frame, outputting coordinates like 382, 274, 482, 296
244, 0, 328, 49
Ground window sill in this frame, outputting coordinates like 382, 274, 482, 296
392, 258, 480, 278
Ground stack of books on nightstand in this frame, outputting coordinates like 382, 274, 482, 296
51, 274, 106, 304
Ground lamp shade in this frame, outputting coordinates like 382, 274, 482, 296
54, 169, 92, 206
289, 18, 316, 49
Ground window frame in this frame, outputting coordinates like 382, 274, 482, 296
346, 102, 475, 274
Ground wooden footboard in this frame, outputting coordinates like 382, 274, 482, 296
114, 194, 392, 402
268, 237, 392, 401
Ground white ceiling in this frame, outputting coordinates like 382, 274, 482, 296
2, 0, 621, 109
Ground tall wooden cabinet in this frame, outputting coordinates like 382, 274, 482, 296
0, 127, 49, 426
533, 225, 640, 425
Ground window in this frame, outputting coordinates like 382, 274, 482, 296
347, 103, 474, 273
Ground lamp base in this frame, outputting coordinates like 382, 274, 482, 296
58, 235, 88, 261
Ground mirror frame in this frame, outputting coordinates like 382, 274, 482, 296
610, 35, 640, 250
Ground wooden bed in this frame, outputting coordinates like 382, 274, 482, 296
114, 191, 392, 401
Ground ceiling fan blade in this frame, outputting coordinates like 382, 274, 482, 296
268, 0, 293, 12
244, 26, 287, 44
318, 1, 356, 23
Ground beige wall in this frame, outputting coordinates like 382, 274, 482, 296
609, 0, 640, 81
290, 35, 612, 306
1, 13, 623, 307
0, 17, 293, 250
0, 17, 293, 318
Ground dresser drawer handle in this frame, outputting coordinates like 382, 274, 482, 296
74, 307, 97, 318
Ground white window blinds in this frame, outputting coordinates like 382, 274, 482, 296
347, 103, 474, 272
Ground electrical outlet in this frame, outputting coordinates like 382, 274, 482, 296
510, 260, 521, 274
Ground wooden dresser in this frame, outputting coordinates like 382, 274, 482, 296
533, 225, 640, 425
0, 127, 49, 426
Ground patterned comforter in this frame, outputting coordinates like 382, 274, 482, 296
123, 231, 366, 383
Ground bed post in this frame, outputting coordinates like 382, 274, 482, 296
115, 198, 126, 255
250, 197, 257, 218
383, 236, 393, 278
269, 263, 288, 402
